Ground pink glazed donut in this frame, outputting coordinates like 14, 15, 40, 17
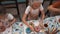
34, 26, 40, 32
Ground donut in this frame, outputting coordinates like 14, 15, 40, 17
34, 26, 40, 32
44, 24, 48, 27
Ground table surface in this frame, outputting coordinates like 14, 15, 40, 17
12, 16, 60, 34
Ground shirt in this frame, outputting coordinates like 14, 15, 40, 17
25, 4, 44, 15
7, 13, 14, 20
1, 13, 14, 34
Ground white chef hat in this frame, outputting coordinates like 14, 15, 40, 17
29, 0, 43, 6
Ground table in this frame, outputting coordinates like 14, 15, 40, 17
12, 16, 60, 34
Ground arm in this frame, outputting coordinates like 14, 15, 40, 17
22, 6, 31, 27
22, 14, 30, 27
22, 6, 35, 31
6, 13, 16, 27
48, 2, 60, 12
22, 13, 35, 31
39, 5, 45, 28
39, 10, 45, 28
9, 18, 16, 25
40, 4, 45, 20
8, 18, 16, 27
48, 5, 60, 12
40, 10, 45, 20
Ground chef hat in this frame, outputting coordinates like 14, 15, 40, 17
29, 0, 43, 6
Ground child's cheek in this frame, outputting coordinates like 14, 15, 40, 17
0, 22, 3, 26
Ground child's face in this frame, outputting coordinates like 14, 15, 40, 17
32, 2, 41, 9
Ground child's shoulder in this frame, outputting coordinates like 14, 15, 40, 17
26, 6, 32, 10
6, 13, 12, 15
26, 6, 31, 8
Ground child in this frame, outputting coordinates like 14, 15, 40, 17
22, 0, 45, 32
48, 1, 60, 16
0, 5, 16, 34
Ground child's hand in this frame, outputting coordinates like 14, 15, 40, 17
39, 20, 44, 29
39, 24, 44, 29
7, 24, 12, 28
7, 25, 10, 28
29, 25, 35, 31
34, 26, 40, 32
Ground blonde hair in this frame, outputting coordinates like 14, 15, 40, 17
29, 0, 43, 6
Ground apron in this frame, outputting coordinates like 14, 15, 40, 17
27, 8, 41, 20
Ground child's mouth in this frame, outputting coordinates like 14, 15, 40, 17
0, 26, 6, 32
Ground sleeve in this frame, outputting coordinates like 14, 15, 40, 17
39, 4, 44, 11
25, 6, 30, 14
7, 13, 14, 20
52, 2, 60, 8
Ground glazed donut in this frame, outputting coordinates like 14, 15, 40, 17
34, 26, 40, 32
